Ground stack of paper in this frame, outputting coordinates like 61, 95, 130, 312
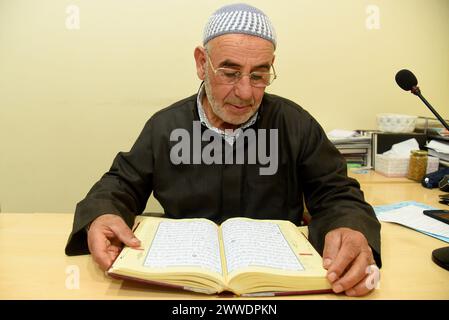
327, 129, 372, 167
374, 201, 449, 243
426, 140, 449, 164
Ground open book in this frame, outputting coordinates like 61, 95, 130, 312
107, 216, 332, 296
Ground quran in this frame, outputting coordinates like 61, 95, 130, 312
108, 216, 332, 296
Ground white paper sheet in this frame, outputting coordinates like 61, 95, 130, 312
376, 204, 449, 241
427, 140, 449, 154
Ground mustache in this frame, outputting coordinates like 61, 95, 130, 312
225, 99, 254, 107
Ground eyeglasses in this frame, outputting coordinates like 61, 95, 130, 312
206, 53, 277, 88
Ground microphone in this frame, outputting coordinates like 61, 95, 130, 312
395, 69, 449, 131
396, 69, 449, 272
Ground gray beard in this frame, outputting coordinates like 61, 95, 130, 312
203, 74, 257, 127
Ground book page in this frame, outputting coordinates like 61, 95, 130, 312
221, 219, 304, 275
143, 220, 223, 275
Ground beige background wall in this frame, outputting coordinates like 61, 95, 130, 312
1, 0, 448, 213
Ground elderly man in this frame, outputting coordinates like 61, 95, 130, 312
65, 3, 381, 297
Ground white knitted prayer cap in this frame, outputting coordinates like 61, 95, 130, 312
203, 3, 277, 49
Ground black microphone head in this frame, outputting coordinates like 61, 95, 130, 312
395, 69, 418, 91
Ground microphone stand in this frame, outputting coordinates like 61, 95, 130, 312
411, 86, 449, 131
411, 85, 449, 271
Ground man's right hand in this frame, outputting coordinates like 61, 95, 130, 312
87, 214, 142, 271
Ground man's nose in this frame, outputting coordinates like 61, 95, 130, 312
234, 75, 253, 102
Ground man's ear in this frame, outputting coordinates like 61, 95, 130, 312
194, 46, 207, 80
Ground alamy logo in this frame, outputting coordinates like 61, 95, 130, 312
365, 5, 381, 30
65, 5, 80, 30
65, 265, 80, 289
365, 264, 381, 290
169, 121, 279, 175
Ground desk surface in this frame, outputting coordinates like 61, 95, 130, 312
1, 171, 449, 299
348, 168, 415, 184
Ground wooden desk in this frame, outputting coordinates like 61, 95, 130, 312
1, 173, 448, 299
348, 168, 415, 184
351, 170, 447, 208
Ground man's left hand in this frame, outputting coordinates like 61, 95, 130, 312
322, 227, 378, 297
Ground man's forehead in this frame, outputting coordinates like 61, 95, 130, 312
207, 34, 275, 61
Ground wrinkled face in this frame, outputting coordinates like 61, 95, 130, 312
195, 34, 275, 129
